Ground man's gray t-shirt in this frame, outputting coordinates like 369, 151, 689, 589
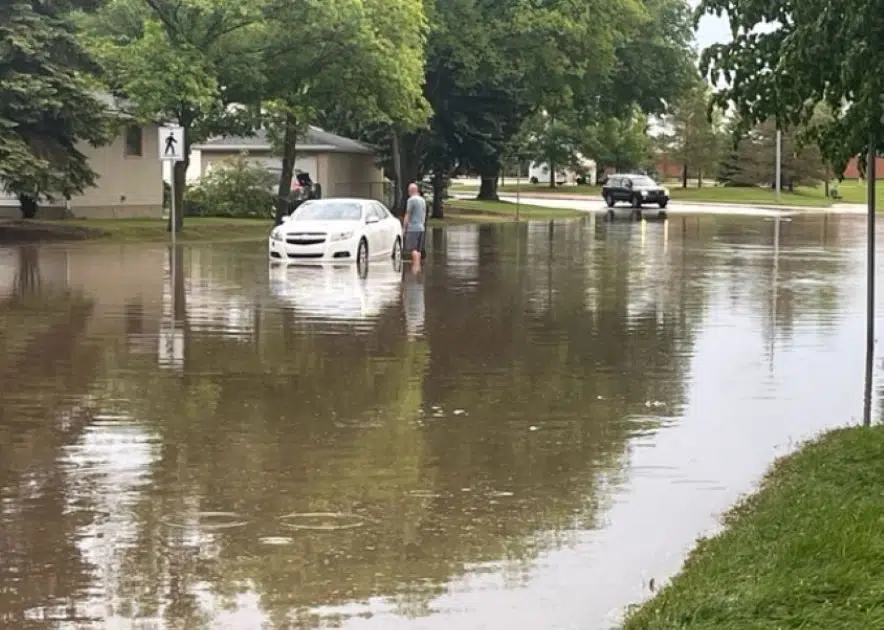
406, 195, 427, 232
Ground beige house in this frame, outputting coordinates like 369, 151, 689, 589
192, 127, 387, 201
0, 95, 163, 219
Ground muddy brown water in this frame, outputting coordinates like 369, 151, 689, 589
0, 213, 875, 629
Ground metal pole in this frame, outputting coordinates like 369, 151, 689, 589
770, 216, 780, 372
170, 169, 177, 246
775, 129, 782, 202
864, 134, 876, 426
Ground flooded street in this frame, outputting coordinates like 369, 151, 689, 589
0, 213, 875, 629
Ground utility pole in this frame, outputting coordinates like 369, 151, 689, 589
864, 131, 876, 426
775, 129, 782, 202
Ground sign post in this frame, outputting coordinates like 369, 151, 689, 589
159, 125, 185, 245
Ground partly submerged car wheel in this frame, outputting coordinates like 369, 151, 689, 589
631, 194, 642, 208
391, 236, 402, 261
605, 194, 615, 208
357, 237, 369, 269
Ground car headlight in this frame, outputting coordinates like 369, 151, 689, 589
641, 189, 648, 196
330, 231, 353, 242
661, 187, 669, 196
270, 229, 283, 241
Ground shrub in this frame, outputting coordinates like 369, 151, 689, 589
183, 153, 277, 218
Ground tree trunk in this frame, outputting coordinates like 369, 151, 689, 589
549, 159, 556, 188
431, 171, 444, 219
697, 168, 703, 188
681, 163, 688, 188
168, 158, 187, 233
274, 113, 298, 226
391, 129, 423, 216
477, 161, 501, 201
392, 129, 404, 214
18, 194, 38, 219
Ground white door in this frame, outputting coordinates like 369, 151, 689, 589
365, 204, 386, 257
293, 156, 318, 185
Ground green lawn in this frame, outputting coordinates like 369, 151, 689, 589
0, 203, 577, 244
451, 179, 884, 208
0, 217, 273, 243
621, 424, 884, 629
438, 199, 584, 222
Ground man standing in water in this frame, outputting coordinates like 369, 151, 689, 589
403, 183, 426, 270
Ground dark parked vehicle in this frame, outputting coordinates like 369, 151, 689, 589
601, 174, 669, 220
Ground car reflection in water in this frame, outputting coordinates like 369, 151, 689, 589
269, 257, 404, 323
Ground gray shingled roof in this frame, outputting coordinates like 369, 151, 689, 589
193, 126, 373, 154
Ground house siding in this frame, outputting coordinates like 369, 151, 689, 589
71, 123, 163, 218
200, 150, 324, 190
198, 149, 383, 202
0, 123, 163, 219
324, 153, 386, 202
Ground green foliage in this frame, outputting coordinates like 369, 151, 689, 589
513, 112, 585, 184
717, 120, 827, 189
659, 81, 723, 183
259, 0, 429, 219
80, 0, 266, 228
696, 0, 882, 175
0, 0, 114, 209
586, 112, 655, 173
601, 0, 697, 117
184, 154, 275, 218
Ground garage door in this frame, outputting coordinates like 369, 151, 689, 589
293, 156, 318, 181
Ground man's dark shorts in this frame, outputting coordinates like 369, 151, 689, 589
404, 230, 424, 254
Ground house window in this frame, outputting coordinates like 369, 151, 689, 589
124, 125, 143, 157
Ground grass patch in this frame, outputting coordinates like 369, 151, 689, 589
437, 199, 583, 223
621, 424, 884, 629
452, 179, 884, 208
0, 217, 273, 244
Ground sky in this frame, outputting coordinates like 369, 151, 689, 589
693, 3, 731, 51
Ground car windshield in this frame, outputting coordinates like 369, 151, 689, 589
630, 176, 657, 187
291, 201, 362, 221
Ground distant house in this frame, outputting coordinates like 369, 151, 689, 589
188, 127, 386, 201
0, 94, 163, 219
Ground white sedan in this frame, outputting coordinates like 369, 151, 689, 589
268, 198, 402, 265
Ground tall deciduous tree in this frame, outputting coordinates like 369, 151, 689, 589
586, 112, 655, 174
696, 0, 880, 174
660, 82, 722, 187
261, 0, 428, 224
514, 111, 585, 188
81, 0, 265, 231
1, 0, 113, 218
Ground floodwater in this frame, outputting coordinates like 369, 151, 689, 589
0, 213, 877, 629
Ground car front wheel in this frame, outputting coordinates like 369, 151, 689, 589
357, 238, 368, 268
605, 194, 615, 208
659, 200, 668, 209
391, 236, 402, 261
631, 194, 642, 208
